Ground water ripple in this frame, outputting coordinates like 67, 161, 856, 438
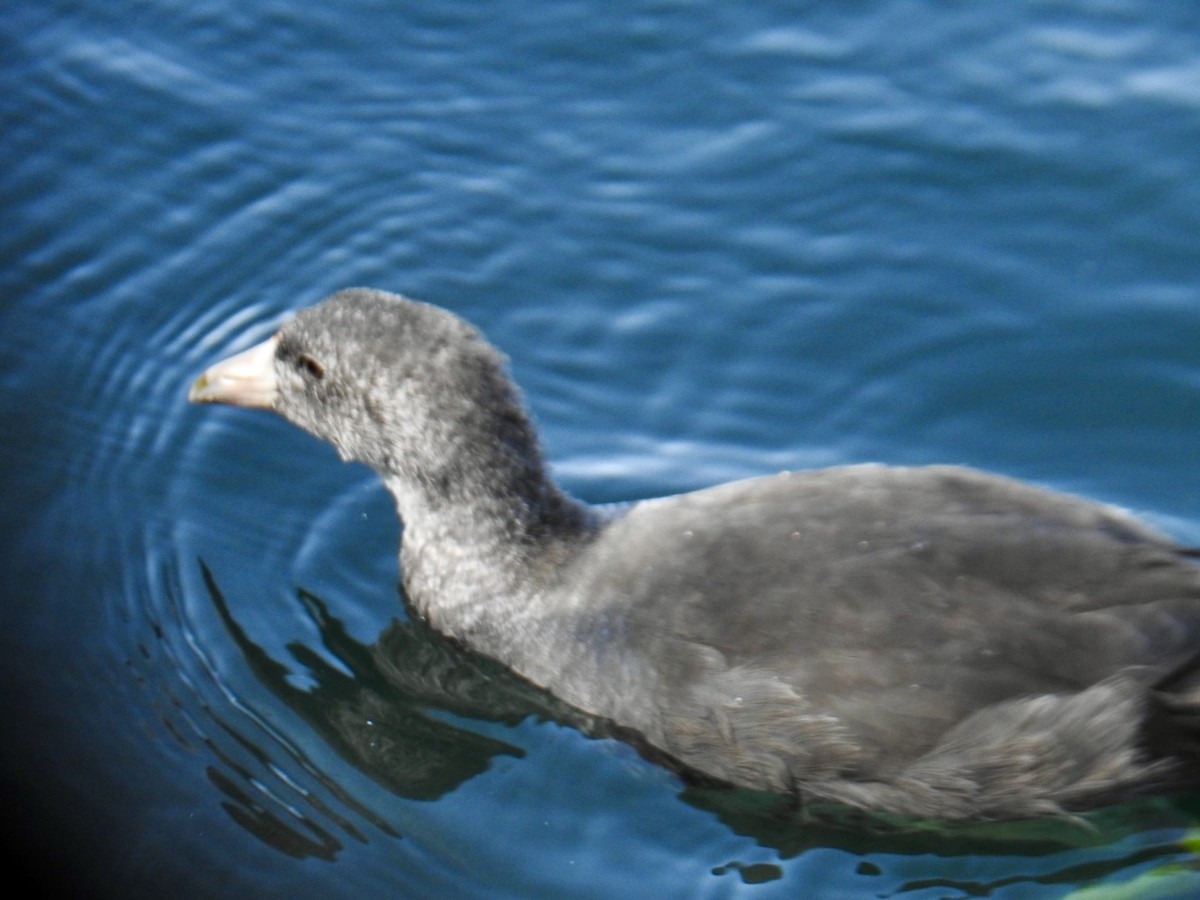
8, 0, 1200, 895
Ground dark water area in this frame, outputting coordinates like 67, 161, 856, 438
5, 1, 1200, 897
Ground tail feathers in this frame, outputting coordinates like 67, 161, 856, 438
1144, 688, 1200, 768
803, 678, 1196, 820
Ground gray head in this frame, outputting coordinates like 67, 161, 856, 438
190, 288, 546, 508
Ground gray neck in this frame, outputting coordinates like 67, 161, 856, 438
384, 459, 599, 649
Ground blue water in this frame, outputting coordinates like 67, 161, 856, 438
5, 1, 1200, 897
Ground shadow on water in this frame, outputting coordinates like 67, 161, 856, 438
198, 562, 1200, 890
687, 786, 1200, 892
196, 561, 595, 856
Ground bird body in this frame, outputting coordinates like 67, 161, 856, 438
190, 288, 1200, 819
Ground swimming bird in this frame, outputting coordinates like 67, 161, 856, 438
189, 288, 1200, 820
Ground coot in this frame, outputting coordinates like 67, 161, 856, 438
189, 288, 1200, 820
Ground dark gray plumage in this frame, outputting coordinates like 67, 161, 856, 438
190, 288, 1200, 820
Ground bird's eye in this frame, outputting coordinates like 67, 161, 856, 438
297, 353, 325, 380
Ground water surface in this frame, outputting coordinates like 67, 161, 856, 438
5, 1, 1200, 897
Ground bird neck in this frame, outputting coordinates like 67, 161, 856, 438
382, 456, 598, 644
